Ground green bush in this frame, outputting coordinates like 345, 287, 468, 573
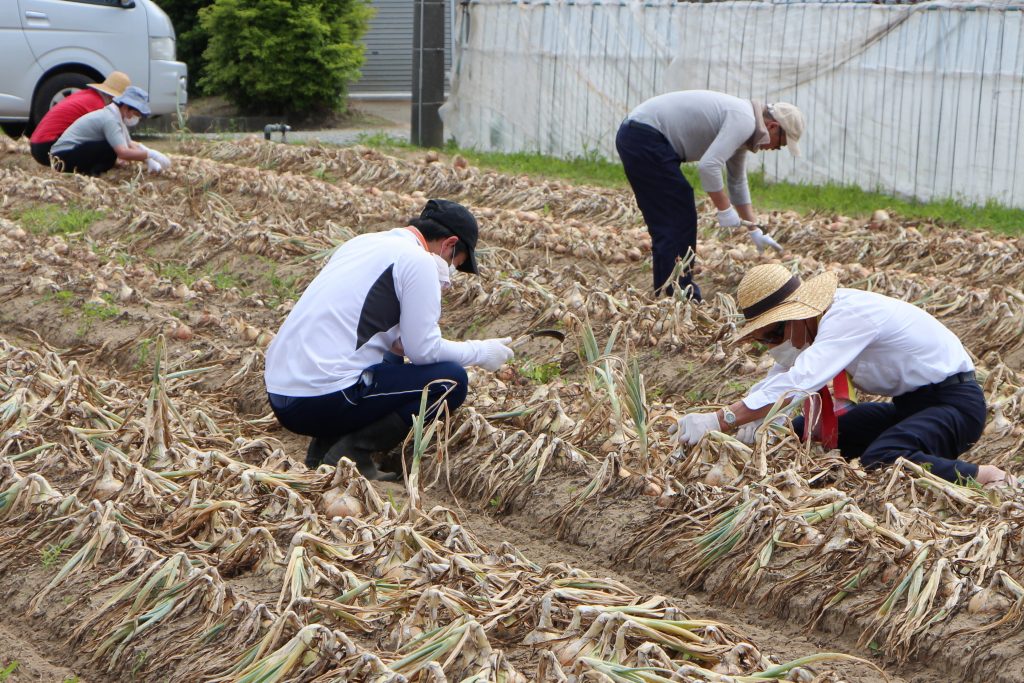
155, 0, 211, 96
198, 0, 372, 116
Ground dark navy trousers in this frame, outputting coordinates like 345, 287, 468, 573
794, 379, 985, 482
269, 354, 468, 439
615, 120, 701, 300
52, 140, 117, 176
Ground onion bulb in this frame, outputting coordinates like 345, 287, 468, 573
93, 460, 123, 501
169, 322, 193, 341
967, 588, 1013, 615
552, 636, 590, 666
322, 487, 364, 518
642, 481, 662, 497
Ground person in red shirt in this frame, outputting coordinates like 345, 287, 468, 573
30, 71, 130, 167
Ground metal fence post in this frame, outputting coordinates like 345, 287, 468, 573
412, 0, 445, 147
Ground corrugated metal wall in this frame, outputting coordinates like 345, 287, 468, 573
353, 0, 452, 96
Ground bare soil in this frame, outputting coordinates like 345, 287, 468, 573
1, 135, 1023, 681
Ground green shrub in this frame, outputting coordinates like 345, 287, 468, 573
198, 0, 372, 116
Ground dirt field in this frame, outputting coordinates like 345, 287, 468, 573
1, 135, 1023, 682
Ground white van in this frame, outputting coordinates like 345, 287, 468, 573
0, 0, 187, 138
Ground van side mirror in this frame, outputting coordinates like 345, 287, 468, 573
119, 0, 136, 7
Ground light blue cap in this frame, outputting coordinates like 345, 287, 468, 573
113, 86, 151, 117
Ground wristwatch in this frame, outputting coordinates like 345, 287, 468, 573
719, 407, 737, 431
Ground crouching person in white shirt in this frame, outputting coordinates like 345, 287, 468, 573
673, 264, 1010, 487
264, 199, 514, 480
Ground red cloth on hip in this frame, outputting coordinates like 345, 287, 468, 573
803, 371, 856, 450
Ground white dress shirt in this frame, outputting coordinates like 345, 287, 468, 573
743, 288, 974, 410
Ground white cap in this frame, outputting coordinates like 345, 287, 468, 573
767, 102, 805, 157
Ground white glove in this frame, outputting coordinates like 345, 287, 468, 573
717, 206, 741, 228
475, 337, 514, 371
736, 419, 762, 445
146, 148, 172, 170
747, 227, 783, 254
737, 416, 787, 445
145, 157, 163, 174
667, 412, 721, 447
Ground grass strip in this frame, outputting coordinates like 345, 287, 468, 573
357, 132, 1024, 235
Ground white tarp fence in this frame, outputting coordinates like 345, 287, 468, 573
440, 0, 1024, 209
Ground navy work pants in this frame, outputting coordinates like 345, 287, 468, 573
269, 354, 469, 440
52, 140, 117, 176
794, 379, 985, 482
30, 141, 54, 167
615, 119, 701, 300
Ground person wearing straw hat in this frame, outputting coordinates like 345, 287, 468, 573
616, 91, 804, 300
671, 263, 1011, 486
264, 199, 515, 480
29, 71, 131, 167
50, 86, 171, 176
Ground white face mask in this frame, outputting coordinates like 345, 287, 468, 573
124, 115, 140, 128
432, 254, 452, 291
768, 340, 803, 369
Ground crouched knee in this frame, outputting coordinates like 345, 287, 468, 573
431, 362, 469, 409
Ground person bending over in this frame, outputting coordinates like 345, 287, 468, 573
616, 90, 803, 299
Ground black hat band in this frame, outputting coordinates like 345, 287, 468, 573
743, 275, 800, 319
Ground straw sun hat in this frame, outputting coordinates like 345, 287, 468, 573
87, 71, 130, 99
734, 264, 838, 342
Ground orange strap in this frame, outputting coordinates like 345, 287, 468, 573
405, 226, 428, 250
802, 371, 856, 450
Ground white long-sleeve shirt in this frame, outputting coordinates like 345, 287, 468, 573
628, 90, 767, 207
743, 288, 974, 410
265, 228, 486, 397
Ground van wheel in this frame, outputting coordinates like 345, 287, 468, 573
32, 72, 93, 124
1, 123, 27, 139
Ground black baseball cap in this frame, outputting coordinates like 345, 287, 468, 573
420, 199, 480, 274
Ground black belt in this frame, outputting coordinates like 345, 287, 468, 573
931, 371, 976, 389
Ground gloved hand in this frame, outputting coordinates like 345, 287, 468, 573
667, 412, 721, 447
717, 206, 741, 228
476, 337, 514, 371
736, 419, 762, 445
146, 147, 172, 171
737, 416, 788, 445
747, 227, 783, 254
145, 157, 163, 174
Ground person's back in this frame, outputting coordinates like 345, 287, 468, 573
31, 89, 106, 146
629, 90, 756, 164
51, 104, 125, 155
829, 288, 972, 395
265, 228, 439, 397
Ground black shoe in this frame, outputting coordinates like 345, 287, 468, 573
305, 436, 332, 469
323, 414, 409, 481
328, 442, 399, 481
